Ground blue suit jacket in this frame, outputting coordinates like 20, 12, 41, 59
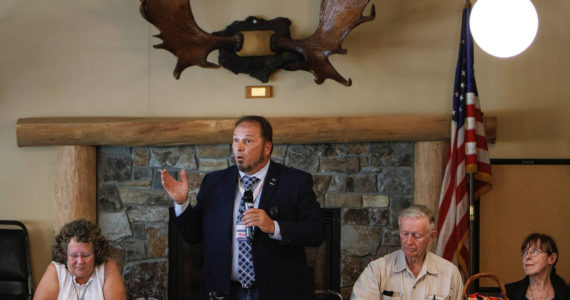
174, 161, 325, 300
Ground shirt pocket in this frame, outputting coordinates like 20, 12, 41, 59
381, 296, 401, 300
380, 291, 402, 300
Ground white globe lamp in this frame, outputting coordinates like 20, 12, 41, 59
469, 0, 539, 58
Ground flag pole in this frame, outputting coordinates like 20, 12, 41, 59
468, 173, 475, 278
467, 0, 476, 282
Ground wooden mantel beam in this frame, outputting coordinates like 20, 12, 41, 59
16, 116, 497, 147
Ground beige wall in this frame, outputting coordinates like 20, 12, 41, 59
0, 0, 568, 287
479, 164, 570, 287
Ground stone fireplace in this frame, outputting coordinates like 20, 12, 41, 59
15, 116, 497, 300
96, 141, 414, 299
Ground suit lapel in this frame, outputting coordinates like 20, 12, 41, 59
221, 166, 239, 224
259, 161, 281, 210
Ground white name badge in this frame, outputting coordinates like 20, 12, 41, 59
236, 224, 248, 241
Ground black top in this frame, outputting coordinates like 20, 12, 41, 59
505, 274, 570, 300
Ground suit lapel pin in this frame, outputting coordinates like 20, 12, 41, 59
269, 177, 277, 185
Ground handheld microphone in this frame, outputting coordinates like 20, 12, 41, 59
243, 190, 254, 240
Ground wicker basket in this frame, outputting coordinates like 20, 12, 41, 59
462, 273, 509, 300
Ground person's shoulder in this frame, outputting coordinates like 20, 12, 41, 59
51, 260, 63, 267
362, 250, 401, 276
271, 161, 311, 177
505, 277, 527, 299
51, 261, 66, 272
553, 277, 570, 298
427, 252, 461, 271
369, 249, 399, 267
102, 258, 123, 279
48, 261, 61, 273
427, 251, 452, 264
559, 284, 570, 298
384, 249, 401, 260
361, 255, 387, 273
504, 278, 526, 289
202, 165, 238, 181
104, 258, 118, 268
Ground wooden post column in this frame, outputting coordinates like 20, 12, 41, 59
413, 141, 448, 251
54, 146, 97, 232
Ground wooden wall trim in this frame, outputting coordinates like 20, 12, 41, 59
16, 116, 497, 147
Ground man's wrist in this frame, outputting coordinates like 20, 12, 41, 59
173, 192, 191, 216
269, 221, 282, 240
176, 190, 191, 205
175, 198, 188, 205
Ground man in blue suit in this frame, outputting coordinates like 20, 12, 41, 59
161, 115, 325, 300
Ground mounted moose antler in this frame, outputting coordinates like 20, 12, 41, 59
139, 0, 375, 86
139, 0, 242, 78
274, 0, 375, 86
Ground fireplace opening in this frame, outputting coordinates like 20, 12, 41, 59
168, 208, 341, 299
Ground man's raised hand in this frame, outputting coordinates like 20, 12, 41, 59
160, 169, 189, 205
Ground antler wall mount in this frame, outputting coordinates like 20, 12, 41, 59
139, 0, 375, 86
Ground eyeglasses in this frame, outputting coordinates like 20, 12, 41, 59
399, 231, 428, 240
521, 248, 543, 258
68, 253, 93, 260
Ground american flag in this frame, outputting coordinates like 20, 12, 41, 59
436, 1, 492, 279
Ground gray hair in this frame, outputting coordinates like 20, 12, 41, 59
398, 205, 436, 231
52, 219, 109, 266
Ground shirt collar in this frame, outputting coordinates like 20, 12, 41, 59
393, 250, 440, 275
394, 249, 408, 272
238, 159, 270, 184
424, 252, 440, 275
72, 271, 95, 287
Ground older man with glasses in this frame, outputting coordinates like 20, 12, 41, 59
350, 205, 464, 300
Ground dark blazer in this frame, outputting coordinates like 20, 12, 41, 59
174, 160, 325, 300
505, 274, 570, 300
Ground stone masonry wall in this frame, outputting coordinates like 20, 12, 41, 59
97, 142, 413, 299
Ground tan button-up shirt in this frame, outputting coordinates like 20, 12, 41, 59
350, 250, 464, 300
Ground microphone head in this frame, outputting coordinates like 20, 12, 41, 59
243, 190, 254, 203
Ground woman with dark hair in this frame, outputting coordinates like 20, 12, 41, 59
34, 219, 126, 300
505, 233, 570, 300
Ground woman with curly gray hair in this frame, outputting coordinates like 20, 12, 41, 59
34, 219, 126, 300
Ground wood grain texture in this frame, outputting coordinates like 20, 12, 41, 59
16, 116, 497, 146
54, 146, 97, 231
413, 141, 448, 252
